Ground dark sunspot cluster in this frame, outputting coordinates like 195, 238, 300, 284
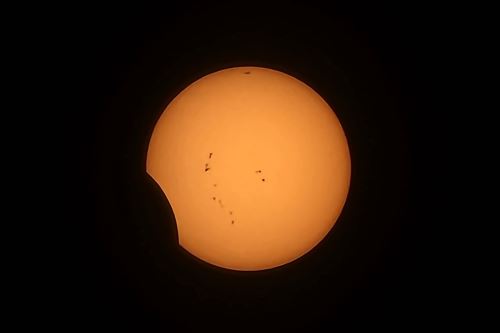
203, 153, 269, 225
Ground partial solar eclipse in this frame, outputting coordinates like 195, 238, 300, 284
147, 66, 350, 271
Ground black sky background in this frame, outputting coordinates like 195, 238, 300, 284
66, 2, 452, 330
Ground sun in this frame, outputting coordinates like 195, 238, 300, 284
147, 66, 350, 271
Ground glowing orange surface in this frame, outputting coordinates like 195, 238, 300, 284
147, 67, 350, 271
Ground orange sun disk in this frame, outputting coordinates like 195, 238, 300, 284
147, 66, 350, 271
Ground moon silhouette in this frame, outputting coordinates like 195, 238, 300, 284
147, 66, 350, 271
